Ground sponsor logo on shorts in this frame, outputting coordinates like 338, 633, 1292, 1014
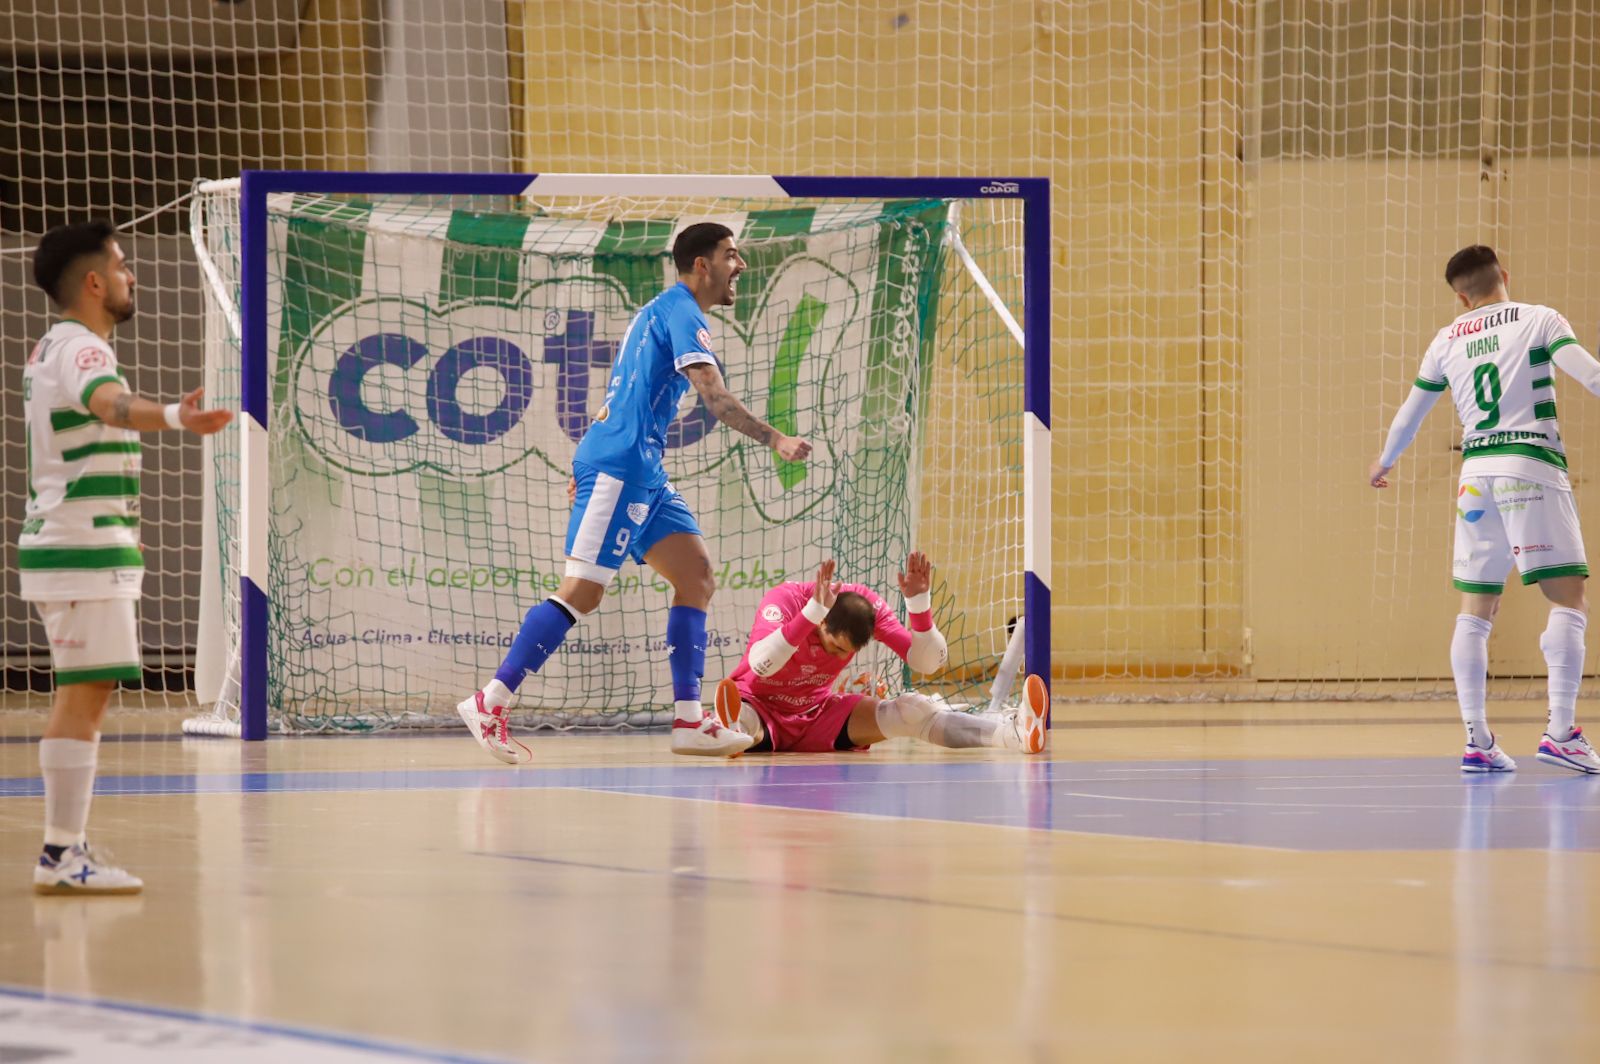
51, 638, 86, 650
761, 605, 784, 623
626, 503, 650, 524
1492, 480, 1544, 512
1458, 484, 1486, 523
1518, 543, 1554, 554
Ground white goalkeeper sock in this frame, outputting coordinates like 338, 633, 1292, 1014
1540, 607, 1586, 740
1451, 614, 1493, 748
875, 692, 1006, 749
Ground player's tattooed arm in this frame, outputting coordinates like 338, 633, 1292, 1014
683, 363, 778, 445
684, 363, 813, 462
85, 382, 233, 435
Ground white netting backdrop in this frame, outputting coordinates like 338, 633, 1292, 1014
5, 2, 1598, 712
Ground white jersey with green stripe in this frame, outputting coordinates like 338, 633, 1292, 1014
1414, 301, 1579, 489
19, 320, 143, 601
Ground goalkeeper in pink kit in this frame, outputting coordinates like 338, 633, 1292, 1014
714, 554, 1048, 754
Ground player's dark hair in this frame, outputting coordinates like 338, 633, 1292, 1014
1444, 244, 1502, 299
823, 591, 876, 651
33, 220, 118, 306
673, 222, 735, 275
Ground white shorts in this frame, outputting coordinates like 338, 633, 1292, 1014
34, 599, 141, 686
1452, 476, 1589, 594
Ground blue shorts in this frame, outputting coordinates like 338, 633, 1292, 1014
563, 462, 702, 584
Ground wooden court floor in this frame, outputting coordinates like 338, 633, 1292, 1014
1, 698, 1597, 1062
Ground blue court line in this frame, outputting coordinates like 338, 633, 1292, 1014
0, 984, 517, 1064
3, 757, 1597, 852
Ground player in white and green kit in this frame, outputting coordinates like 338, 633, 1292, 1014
22, 221, 232, 893
1371, 245, 1600, 774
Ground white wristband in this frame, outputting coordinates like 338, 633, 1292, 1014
802, 598, 829, 624
163, 403, 183, 430
904, 591, 931, 614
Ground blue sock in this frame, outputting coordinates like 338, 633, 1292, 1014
494, 598, 577, 692
665, 605, 708, 703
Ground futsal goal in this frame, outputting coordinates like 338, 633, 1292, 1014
184, 172, 1050, 738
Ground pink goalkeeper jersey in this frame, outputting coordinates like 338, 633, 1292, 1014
729, 581, 919, 711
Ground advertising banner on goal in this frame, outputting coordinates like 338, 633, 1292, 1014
253, 197, 949, 722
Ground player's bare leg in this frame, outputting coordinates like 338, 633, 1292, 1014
846, 678, 1047, 754
35, 681, 141, 895
646, 534, 753, 756
1534, 575, 1600, 772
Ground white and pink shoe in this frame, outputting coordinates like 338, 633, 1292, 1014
671, 709, 756, 757
1536, 725, 1600, 774
456, 690, 526, 765
1461, 739, 1516, 773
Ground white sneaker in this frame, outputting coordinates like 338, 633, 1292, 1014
1536, 725, 1600, 774
456, 690, 525, 765
671, 711, 756, 757
34, 843, 142, 896
1461, 739, 1517, 773
1000, 673, 1048, 754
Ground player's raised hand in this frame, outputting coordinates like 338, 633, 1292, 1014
897, 551, 932, 599
1368, 457, 1392, 489
178, 387, 233, 436
775, 434, 812, 462
812, 558, 840, 610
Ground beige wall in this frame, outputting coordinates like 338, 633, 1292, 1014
183, 1, 1600, 688
1246, 158, 1600, 681
510, 0, 1235, 680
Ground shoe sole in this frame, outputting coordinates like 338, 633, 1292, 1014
1461, 762, 1515, 773
34, 882, 142, 896
1535, 751, 1600, 774
456, 696, 521, 766
1020, 674, 1048, 754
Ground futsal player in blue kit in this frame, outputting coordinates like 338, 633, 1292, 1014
458, 223, 813, 761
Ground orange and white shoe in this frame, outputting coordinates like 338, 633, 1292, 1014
1008, 674, 1048, 754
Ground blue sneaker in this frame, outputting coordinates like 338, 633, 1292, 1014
1461, 739, 1516, 773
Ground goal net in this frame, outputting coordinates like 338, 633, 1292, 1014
185, 173, 1048, 735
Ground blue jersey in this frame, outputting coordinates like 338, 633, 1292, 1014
573, 283, 717, 488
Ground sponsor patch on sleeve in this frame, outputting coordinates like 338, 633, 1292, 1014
761, 604, 784, 623
695, 327, 714, 354
75, 347, 111, 371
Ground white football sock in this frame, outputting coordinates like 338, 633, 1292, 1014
1451, 614, 1493, 748
875, 692, 1005, 749
40, 737, 98, 849
482, 678, 513, 708
1540, 606, 1586, 740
